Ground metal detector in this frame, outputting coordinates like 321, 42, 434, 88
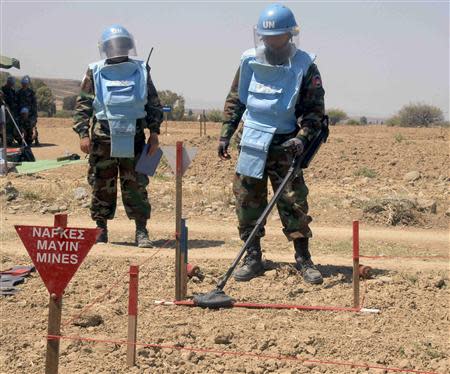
3, 105, 35, 162
193, 116, 329, 308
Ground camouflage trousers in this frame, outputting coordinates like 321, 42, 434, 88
233, 137, 312, 241
88, 139, 151, 222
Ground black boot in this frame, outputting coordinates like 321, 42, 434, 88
233, 238, 264, 282
95, 220, 108, 244
294, 238, 323, 285
135, 220, 153, 248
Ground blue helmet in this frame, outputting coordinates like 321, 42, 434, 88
98, 24, 137, 59
256, 3, 299, 36
21, 75, 31, 85
6, 76, 15, 85
20, 107, 29, 114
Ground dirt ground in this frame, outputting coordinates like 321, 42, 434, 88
0, 119, 449, 374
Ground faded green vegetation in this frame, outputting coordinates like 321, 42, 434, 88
354, 167, 377, 178
387, 103, 446, 127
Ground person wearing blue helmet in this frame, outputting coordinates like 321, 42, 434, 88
218, 4, 326, 284
17, 75, 39, 146
18, 106, 35, 145
73, 24, 163, 247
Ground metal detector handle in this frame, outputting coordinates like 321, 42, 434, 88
300, 115, 329, 169
4, 104, 28, 147
216, 120, 329, 291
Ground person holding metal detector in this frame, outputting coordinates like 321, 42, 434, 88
216, 4, 328, 288
73, 24, 163, 247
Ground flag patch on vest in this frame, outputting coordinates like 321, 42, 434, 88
313, 75, 322, 88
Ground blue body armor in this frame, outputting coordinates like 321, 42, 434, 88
236, 48, 315, 179
90, 59, 148, 158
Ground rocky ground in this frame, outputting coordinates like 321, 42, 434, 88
0, 119, 449, 373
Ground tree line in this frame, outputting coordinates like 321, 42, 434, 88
327, 104, 448, 127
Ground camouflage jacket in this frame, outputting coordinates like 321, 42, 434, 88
72, 63, 163, 141
18, 116, 34, 130
221, 62, 325, 146
16, 87, 37, 120
1, 85, 18, 116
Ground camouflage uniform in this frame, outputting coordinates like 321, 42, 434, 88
17, 87, 38, 144
73, 62, 163, 222
16, 87, 37, 124
221, 63, 325, 241
18, 115, 34, 146
1, 84, 19, 145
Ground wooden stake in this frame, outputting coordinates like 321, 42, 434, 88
127, 264, 139, 367
202, 110, 207, 136
352, 220, 360, 308
180, 219, 188, 298
45, 215, 68, 374
175, 141, 184, 300
45, 294, 62, 374
164, 112, 168, 136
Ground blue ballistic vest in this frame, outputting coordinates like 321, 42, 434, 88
236, 48, 315, 179
90, 59, 148, 158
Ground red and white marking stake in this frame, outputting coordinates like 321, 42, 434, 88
15, 214, 99, 374
127, 264, 139, 366
174, 142, 187, 300
353, 220, 360, 308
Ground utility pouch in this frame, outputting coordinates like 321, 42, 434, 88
236, 121, 276, 179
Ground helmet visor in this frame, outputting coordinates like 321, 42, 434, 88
98, 36, 137, 59
254, 26, 299, 65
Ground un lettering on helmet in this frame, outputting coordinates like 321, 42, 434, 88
263, 20, 276, 29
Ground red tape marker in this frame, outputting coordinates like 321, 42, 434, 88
45, 334, 439, 374
128, 265, 139, 317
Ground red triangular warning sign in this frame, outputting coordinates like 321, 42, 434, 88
15, 225, 99, 297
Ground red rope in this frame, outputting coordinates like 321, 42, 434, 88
170, 299, 362, 312
46, 334, 440, 374
162, 277, 370, 313
360, 255, 448, 260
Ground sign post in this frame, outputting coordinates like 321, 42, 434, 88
160, 144, 197, 300
174, 142, 184, 300
15, 214, 99, 374
162, 106, 172, 135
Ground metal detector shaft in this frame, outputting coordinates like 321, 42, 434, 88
216, 156, 301, 290
216, 117, 329, 291
4, 105, 28, 147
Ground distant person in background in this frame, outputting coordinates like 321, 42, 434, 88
73, 24, 163, 247
18, 107, 35, 146
1, 76, 19, 145
218, 4, 326, 284
17, 75, 39, 146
